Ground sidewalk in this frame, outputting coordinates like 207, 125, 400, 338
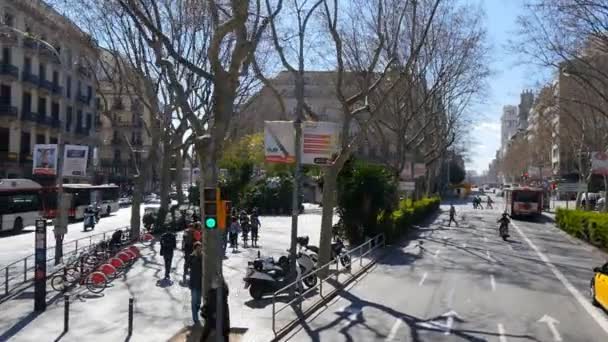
0, 211, 340, 342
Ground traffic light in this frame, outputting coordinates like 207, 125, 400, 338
203, 187, 220, 230
218, 200, 231, 230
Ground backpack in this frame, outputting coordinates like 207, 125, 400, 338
193, 230, 202, 242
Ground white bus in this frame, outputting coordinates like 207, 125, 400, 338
42, 183, 120, 220
0, 179, 43, 232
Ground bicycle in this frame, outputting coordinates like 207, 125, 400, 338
50, 264, 108, 294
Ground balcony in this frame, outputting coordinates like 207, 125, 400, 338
36, 113, 49, 125
38, 79, 54, 93
51, 83, 63, 96
21, 110, 38, 122
23, 36, 38, 50
0, 104, 18, 118
0, 31, 18, 45
75, 126, 89, 136
49, 116, 61, 129
0, 63, 19, 79
0, 151, 18, 162
131, 139, 143, 146
21, 71, 39, 87
77, 93, 90, 106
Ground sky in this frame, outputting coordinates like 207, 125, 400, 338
465, 0, 546, 174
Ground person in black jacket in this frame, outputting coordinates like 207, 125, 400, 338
189, 242, 203, 325
160, 230, 177, 280
200, 279, 230, 342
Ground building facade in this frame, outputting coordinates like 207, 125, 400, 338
0, 0, 98, 179
518, 90, 534, 131
500, 105, 518, 155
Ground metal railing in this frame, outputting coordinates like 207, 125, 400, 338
0, 226, 130, 298
271, 233, 386, 334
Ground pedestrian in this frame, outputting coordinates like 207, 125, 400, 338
487, 196, 494, 209
189, 242, 203, 326
240, 214, 250, 248
477, 196, 484, 210
448, 204, 459, 227
160, 229, 177, 280
200, 279, 230, 342
182, 225, 195, 281
250, 213, 260, 248
229, 216, 240, 253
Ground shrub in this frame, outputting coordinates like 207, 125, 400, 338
378, 197, 441, 243
555, 208, 608, 250
241, 175, 301, 215
336, 160, 398, 244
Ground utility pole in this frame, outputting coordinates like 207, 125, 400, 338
54, 140, 67, 265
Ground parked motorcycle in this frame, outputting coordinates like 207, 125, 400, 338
244, 251, 317, 300
296, 236, 351, 269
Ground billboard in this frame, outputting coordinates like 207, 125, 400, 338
591, 151, 608, 176
32, 144, 58, 176
264, 121, 340, 165
264, 121, 296, 164
301, 121, 340, 165
63, 145, 89, 177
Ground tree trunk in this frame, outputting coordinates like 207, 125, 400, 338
604, 175, 608, 213
175, 148, 185, 204
157, 134, 172, 227
318, 168, 337, 278
130, 172, 144, 239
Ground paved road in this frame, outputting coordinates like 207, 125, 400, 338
284, 198, 608, 341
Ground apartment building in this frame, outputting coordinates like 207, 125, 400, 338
0, 0, 98, 179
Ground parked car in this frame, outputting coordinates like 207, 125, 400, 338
118, 197, 132, 208
581, 193, 601, 208
591, 263, 608, 310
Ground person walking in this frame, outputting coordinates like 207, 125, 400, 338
200, 279, 230, 342
448, 204, 459, 227
160, 229, 177, 280
250, 213, 260, 248
189, 242, 203, 326
229, 217, 240, 253
182, 225, 195, 281
240, 214, 250, 248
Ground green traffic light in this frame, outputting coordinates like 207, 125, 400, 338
205, 217, 217, 229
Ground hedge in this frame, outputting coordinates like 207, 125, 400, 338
555, 208, 608, 250
378, 196, 441, 243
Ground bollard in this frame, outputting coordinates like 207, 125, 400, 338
24, 258, 27, 282
128, 297, 134, 334
64, 295, 69, 332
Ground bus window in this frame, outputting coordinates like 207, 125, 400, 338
72, 190, 90, 207
102, 188, 119, 202
10, 193, 41, 212
514, 191, 539, 203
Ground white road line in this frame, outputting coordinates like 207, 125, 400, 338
486, 250, 494, 262
418, 272, 428, 286
386, 318, 402, 341
497, 323, 508, 342
462, 243, 467, 249
483, 236, 488, 243
511, 221, 608, 335
490, 274, 496, 291
434, 249, 441, 258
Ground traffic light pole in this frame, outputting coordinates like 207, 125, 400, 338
289, 118, 302, 292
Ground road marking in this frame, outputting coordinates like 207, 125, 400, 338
497, 323, 508, 342
434, 249, 441, 258
483, 236, 488, 243
511, 221, 608, 335
490, 274, 496, 291
386, 318, 402, 341
539, 314, 562, 341
418, 272, 428, 286
461, 243, 467, 249
486, 250, 494, 262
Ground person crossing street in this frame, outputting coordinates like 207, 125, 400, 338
448, 204, 459, 227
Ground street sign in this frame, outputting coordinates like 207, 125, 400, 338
557, 183, 587, 192
34, 219, 47, 311
399, 181, 415, 191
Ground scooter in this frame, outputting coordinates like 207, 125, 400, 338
83, 212, 96, 231
499, 221, 510, 241
244, 252, 317, 300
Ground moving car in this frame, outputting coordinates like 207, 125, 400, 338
591, 263, 608, 309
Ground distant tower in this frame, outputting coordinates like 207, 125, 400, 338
518, 90, 534, 131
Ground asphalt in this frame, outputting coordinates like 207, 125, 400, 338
282, 196, 608, 342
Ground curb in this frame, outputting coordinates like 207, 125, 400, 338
270, 249, 386, 342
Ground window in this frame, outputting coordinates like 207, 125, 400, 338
39, 63, 46, 81
77, 80, 81, 95
65, 106, 72, 131
87, 85, 92, 100
76, 109, 82, 128
22, 92, 31, 114
65, 48, 72, 66
66, 76, 71, 98
7, 194, 40, 213
51, 102, 59, 120
0, 127, 8, 152
36, 134, 45, 144
20, 132, 31, 156
86, 113, 92, 130
50, 137, 58, 144
52, 71, 58, 85
24, 57, 31, 73
114, 149, 121, 161
38, 97, 47, 116
3, 11, 14, 27
2, 47, 10, 64
0, 85, 10, 105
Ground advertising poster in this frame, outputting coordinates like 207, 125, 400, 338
264, 121, 296, 164
301, 121, 340, 166
32, 144, 58, 176
592, 151, 608, 176
63, 145, 89, 176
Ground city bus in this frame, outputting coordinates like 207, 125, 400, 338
504, 187, 544, 218
0, 179, 43, 232
42, 183, 120, 220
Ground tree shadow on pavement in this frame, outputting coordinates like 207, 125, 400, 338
243, 288, 318, 309
0, 310, 42, 341
294, 288, 541, 342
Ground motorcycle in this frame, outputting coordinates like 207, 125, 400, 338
297, 236, 351, 269
83, 212, 96, 231
244, 251, 317, 300
498, 220, 510, 241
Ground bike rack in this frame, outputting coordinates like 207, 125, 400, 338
270, 233, 386, 335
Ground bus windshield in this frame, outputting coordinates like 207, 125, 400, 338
514, 191, 540, 203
